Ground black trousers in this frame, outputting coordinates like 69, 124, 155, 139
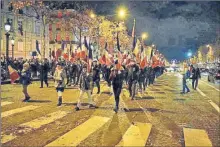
192, 78, 199, 89
128, 81, 137, 98
113, 84, 122, 108
93, 79, 100, 93
138, 81, 145, 91
41, 78, 48, 87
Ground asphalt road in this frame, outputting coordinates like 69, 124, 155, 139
1, 72, 219, 147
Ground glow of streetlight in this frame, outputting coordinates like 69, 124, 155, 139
11, 38, 15, 45
141, 32, 148, 40
152, 44, 155, 47
90, 13, 96, 18
117, 6, 127, 19
187, 52, 192, 57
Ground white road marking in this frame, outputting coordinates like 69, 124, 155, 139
45, 116, 110, 146
116, 122, 152, 147
197, 88, 220, 113
1, 111, 69, 144
1, 105, 40, 118
1, 101, 13, 106
201, 80, 220, 92
183, 128, 212, 147
197, 88, 206, 97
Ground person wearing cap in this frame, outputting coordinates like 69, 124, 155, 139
75, 64, 95, 111
109, 65, 124, 113
53, 63, 66, 106
18, 62, 32, 102
92, 59, 101, 94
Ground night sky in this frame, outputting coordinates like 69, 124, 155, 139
60, 1, 220, 61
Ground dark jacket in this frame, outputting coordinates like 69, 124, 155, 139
39, 62, 49, 80
192, 68, 201, 79
79, 72, 93, 90
127, 64, 139, 82
138, 69, 145, 82
19, 70, 31, 85
92, 65, 100, 81
110, 70, 123, 88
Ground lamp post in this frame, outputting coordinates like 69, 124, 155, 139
11, 37, 15, 60
5, 19, 11, 76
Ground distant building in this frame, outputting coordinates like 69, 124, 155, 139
1, 0, 49, 59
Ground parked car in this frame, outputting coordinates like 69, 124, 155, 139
208, 69, 220, 83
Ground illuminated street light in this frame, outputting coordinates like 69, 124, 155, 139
117, 7, 127, 19
187, 52, 192, 57
152, 44, 155, 47
141, 32, 148, 40
90, 12, 96, 19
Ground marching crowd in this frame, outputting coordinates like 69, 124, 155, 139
2, 56, 165, 113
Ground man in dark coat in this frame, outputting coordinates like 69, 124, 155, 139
110, 66, 124, 113
92, 59, 100, 94
39, 59, 49, 88
127, 63, 139, 100
191, 65, 201, 90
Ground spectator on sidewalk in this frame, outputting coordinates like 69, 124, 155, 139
181, 67, 191, 94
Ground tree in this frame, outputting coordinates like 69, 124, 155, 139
197, 50, 203, 63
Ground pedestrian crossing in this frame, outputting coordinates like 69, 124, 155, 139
1, 101, 13, 106
1, 105, 40, 118
1, 82, 215, 146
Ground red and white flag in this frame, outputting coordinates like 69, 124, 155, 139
8, 65, 20, 84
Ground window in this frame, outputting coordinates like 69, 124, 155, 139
35, 22, 41, 36
1, 1, 3, 9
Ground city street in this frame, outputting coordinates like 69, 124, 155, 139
1, 72, 219, 147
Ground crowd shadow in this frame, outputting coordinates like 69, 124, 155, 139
27, 100, 52, 103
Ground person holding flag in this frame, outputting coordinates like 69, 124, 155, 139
18, 62, 31, 102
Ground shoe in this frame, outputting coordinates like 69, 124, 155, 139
89, 104, 95, 108
57, 97, 62, 106
97, 91, 100, 94
75, 107, 80, 111
22, 97, 30, 102
46, 83, 49, 87
113, 107, 118, 113
131, 98, 134, 100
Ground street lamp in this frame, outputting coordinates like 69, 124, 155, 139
117, 7, 127, 19
141, 32, 148, 40
90, 12, 96, 19
11, 37, 15, 60
5, 19, 11, 76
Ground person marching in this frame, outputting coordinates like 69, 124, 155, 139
18, 62, 32, 102
53, 63, 66, 106
92, 59, 101, 94
75, 64, 96, 111
110, 65, 124, 113
127, 61, 139, 100
39, 58, 49, 88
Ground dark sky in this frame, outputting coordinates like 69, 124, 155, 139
60, 1, 220, 61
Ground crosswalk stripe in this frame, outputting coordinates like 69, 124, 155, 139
116, 122, 152, 147
1, 101, 13, 106
1, 105, 40, 118
1, 111, 69, 144
46, 116, 110, 146
20, 110, 69, 129
183, 128, 212, 147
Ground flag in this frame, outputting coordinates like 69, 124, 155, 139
88, 43, 93, 60
132, 18, 136, 51
116, 32, 120, 52
61, 40, 65, 50
140, 57, 147, 69
133, 39, 140, 57
36, 40, 41, 55
63, 53, 69, 61
84, 36, 89, 50
150, 47, 154, 61
104, 42, 108, 51
80, 44, 88, 59
52, 50, 55, 58
56, 49, 62, 60
118, 51, 123, 64
8, 65, 19, 84
141, 43, 144, 53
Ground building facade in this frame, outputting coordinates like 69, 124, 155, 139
1, 0, 49, 59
